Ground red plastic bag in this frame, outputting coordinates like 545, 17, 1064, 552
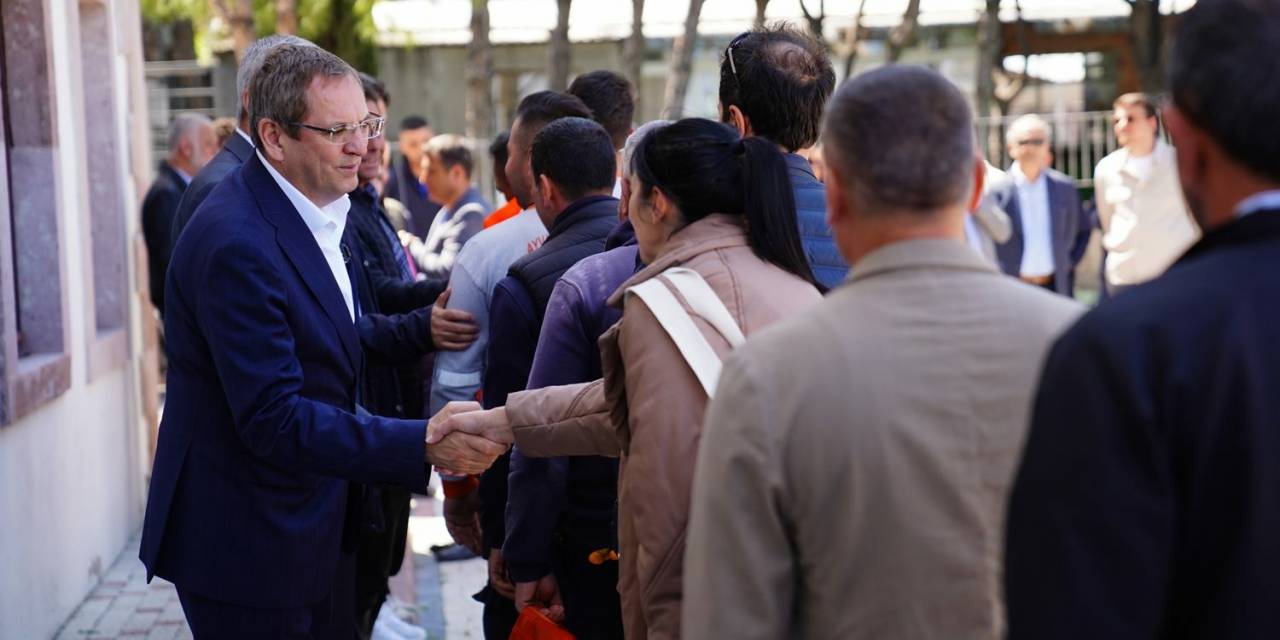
509, 606, 575, 640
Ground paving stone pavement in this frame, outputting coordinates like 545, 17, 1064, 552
55, 493, 485, 640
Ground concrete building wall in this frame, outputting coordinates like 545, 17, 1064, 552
0, 0, 156, 637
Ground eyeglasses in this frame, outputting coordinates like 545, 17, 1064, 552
725, 32, 750, 83
1015, 138, 1047, 147
291, 115, 386, 145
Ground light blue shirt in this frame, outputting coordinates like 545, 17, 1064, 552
1011, 163, 1055, 277
1235, 190, 1280, 219
428, 208, 547, 415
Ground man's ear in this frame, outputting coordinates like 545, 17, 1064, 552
726, 105, 754, 139
823, 157, 851, 228
535, 173, 557, 202
258, 119, 287, 163
1163, 105, 1203, 188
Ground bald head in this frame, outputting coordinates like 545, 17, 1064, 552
822, 65, 975, 217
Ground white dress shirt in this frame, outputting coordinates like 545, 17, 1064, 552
1011, 163, 1055, 277
257, 151, 355, 321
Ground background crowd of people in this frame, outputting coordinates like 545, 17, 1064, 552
136, 0, 1280, 637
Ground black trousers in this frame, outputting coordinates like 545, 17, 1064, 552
553, 525, 625, 640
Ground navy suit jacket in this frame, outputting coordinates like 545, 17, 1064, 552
140, 153, 430, 608
993, 168, 1091, 295
1006, 208, 1280, 638
141, 162, 187, 314
168, 131, 254, 255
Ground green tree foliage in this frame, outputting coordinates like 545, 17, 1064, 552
142, 0, 378, 73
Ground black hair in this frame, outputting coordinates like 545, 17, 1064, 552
531, 117, 617, 202
513, 91, 593, 144
1170, 0, 1280, 184
424, 134, 474, 178
632, 118, 817, 287
718, 25, 835, 152
358, 72, 390, 107
489, 131, 510, 165
568, 70, 636, 150
400, 115, 429, 130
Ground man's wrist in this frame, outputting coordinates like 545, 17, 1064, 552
442, 475, 480, 498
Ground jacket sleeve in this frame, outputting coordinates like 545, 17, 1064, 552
507, 380, 617, 458
355, 219, 445, 314
1064, 181, 1092, 265
429, 260, 489, 415
1005, 318, 1174, 639
502, 279, 592, 582
196, 236, 429, 492
412, 208, 486, 280
683, 349, 794, 640
357, 306, 436, 364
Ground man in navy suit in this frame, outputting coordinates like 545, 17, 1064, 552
1005, 1, 1280, 637
993, 115, 1092, 296
140, 43, 505, 637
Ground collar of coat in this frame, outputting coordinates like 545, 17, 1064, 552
606, 213, 747, 308
846, 237, 999, 287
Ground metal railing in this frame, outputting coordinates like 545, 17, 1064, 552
145, 60, 217, 167
975, 110, 1120, 189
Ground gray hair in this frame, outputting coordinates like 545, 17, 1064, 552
236, 34, 315, 121
621, 119, 672, 179
248, 44, 357, 149
822, 65, 975, 216
1005, 114, 1051, 145
167, 113, 212, 153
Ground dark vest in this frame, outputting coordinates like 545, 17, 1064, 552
509, 194, 620, 318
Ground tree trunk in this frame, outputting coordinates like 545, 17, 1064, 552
467, 0, 496, 197
754, 0, 769, 28
1128, 0, 1165, 93
798, 0, 827, 50
275, 0, 297, 35
975, 0, 1000, 120
884, 0, 921, 64
661, 0, 705, 119
624, 0, 646, 118
211, 0, 256, 63
841, 0, 869, 81
548, 0, 573, 91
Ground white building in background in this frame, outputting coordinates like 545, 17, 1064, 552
0, 0, 158, 638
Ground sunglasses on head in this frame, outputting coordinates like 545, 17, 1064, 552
726, 32, 750, 82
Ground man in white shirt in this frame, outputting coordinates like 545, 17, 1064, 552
994, 115, 1091, 296
1093, 93, 1200, 294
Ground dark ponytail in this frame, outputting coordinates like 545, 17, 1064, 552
631, 118, 819, 288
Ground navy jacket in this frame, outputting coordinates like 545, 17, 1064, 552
477, 196, 617, 556
993, 168, 1091, 295
141, 161, 187, 314
168, 130, 254, 255
1006, 207, 1280, 639
140, 154, 431, 608
503, 219, 636, 582
788, 153, 847, 289
348, 186, 445, 315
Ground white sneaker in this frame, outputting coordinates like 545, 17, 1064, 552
375, 601, 426, 640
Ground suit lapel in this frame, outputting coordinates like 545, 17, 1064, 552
225, 131, 254, 163
242, 155, 362, 370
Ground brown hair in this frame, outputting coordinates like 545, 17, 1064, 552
1113, 92, 1157, 119
248, 44, 356, 148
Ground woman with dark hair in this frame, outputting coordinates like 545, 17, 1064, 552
428, 118, 822, 638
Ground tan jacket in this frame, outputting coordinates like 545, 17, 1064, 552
682, 238, 1085, 639
505, 214, 822, 638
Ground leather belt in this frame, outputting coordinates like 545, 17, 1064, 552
1020, 274, 1054, 286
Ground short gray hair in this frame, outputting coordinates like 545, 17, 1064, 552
822, 65, 975, 216
621, 119, 672, 179
236, 34, 315, 121
167, 113, 211, 153
248, 44, 357, 149
1005, 114, 1051, 145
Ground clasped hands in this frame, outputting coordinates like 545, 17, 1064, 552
424, 401, 516, 475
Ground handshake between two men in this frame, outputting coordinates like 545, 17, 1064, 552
424, 401, 516, 476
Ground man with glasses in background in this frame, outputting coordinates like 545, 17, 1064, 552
141, 43, 505, 638
994, 115, 1091, 296
1092, 93, 1200, 296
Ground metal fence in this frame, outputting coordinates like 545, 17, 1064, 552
975, 110, 1120, 190
145, 60, 217, 168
